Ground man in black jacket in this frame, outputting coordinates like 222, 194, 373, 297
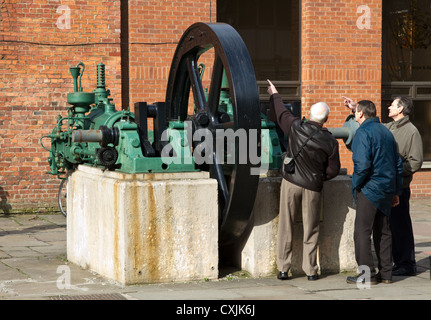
267, 80, 341, 281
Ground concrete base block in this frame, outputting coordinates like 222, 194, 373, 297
240, 176, 281, 277
319, 176, 357, 273
67, 165, 219, 285
240, 174, 357, 277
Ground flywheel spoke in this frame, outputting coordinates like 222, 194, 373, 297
207, 56, 224, 118
186, 55, 207, 112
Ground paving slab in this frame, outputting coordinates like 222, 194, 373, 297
0, 199, 429, 302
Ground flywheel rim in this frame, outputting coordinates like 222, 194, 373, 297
165, 22, 261, 246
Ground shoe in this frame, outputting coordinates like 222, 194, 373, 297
277, 271, 289, 280
307, 275, 319, 281
392, 267, 415, 276
346, 274, 378, 285
375, 272, 392, 284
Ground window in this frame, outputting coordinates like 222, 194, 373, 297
217, 0, 301, 102
382, 0, 431, 161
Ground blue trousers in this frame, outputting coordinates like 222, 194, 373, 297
390, 187, 416, 272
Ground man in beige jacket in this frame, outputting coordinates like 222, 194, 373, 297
383, 97, 423, 276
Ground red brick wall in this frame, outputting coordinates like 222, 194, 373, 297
301, 0, 383, 174
0, 0, 122, 212
301, 0, 430, 199
126, 0, 216, 110
0, 0, 215, 213
411, 171, 431, 200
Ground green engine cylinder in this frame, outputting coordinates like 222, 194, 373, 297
41, 61, 283, 181
40, 62, 196, 178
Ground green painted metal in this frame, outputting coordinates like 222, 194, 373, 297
41, 62, 196, 178
41, 61, 282, 180
327, 114, 359, 151
201, 67, 282, 172
261, 117, 283, 171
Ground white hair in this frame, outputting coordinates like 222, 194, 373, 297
310, 102, 330, 123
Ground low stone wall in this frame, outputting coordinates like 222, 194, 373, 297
238, 174, 357, 277
67, 165, 357, 284
67, 165, 219, 285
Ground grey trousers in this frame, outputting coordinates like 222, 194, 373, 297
276, 179, 322, 276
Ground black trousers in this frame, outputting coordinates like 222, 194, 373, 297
390, 187, 416, 272
354, 191, 392, 280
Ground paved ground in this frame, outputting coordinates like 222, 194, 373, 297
0, 199, 430, 301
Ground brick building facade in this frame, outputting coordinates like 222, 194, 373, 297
0, 0, 430, 213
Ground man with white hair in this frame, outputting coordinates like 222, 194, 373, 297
267, 80, 340, 281
310, 102, 330, 122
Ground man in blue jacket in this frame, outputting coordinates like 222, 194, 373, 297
345, 100, 403, 285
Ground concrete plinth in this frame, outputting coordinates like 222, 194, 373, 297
240, 174, 357, 277
67, 165, 218, 285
